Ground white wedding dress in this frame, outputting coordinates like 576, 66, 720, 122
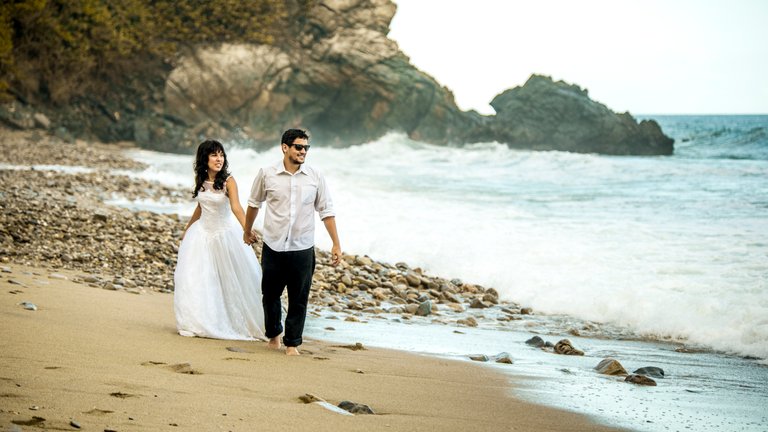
174, 180, 266, 340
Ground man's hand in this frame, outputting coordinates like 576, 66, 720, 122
330, 245, 342, 266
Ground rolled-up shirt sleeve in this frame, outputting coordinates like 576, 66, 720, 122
247, 168, 266, 208
315, 172, 335, 220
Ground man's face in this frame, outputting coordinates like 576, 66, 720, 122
284, 137, 309, 165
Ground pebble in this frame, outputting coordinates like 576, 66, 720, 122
338, 400, 375, 415
19, 301, 37, 311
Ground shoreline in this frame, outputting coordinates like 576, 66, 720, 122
0, 127, 628, 430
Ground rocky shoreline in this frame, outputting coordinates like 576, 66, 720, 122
0, 127, 579, 333
0, 127, 668, 344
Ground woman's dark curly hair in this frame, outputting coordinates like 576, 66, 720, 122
193, 139, 230, 198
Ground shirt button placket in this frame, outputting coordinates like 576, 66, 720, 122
287, 175, 297, 249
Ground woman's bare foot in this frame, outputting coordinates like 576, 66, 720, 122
267, 337, 281, 350
285, 346, 300, 356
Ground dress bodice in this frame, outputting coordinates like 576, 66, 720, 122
197, 181, 234, 234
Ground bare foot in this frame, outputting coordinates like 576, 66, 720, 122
267, 337, 281, 350
285, 346, 301, 356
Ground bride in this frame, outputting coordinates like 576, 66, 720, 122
174, 139, 266, 340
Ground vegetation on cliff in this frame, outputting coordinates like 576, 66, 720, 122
0, 0, 306, 105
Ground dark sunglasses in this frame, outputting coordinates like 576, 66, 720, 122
287, 143, 310, 151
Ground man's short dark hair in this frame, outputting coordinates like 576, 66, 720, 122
281, 129, 309, 145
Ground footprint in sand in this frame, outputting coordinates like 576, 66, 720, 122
166, 362, 201, 375
83, 408, 114, 415
109, 392, 137, 399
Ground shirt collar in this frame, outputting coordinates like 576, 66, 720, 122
274, 160, 307, 176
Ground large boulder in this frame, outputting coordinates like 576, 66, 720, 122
157, 0, 477, 152
486, 75, 674, 155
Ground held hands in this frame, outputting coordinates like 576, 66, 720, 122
243, 229, 259, 246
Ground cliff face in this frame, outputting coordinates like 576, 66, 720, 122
0, 0, 674, 155
155, 0, 476, 152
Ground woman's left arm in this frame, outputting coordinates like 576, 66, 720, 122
226, 177, 246, 229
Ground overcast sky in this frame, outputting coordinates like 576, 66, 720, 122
389, 0, 768, 115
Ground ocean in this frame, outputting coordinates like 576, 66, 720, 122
125, 114, 768, 431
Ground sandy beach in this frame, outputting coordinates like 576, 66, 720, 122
0, 264, 625, 432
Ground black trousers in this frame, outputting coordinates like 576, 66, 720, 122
260, 244, 315, 347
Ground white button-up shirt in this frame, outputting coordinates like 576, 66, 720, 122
247, 161, 335, 252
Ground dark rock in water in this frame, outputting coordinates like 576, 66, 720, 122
338, 400, 375, 415
415, 300, 432, 316
469, 354, 490, 362
554, 339, 584, 356
595, 358, 628, 376
625, 374, 657, 386
486, 75, 674, 155
492, 352, 513, 364
525, 336, 546, 347
633, 367, 665, 378
457, 317, 478, 327
469, 298, 490, 309
519, 307, 533, 315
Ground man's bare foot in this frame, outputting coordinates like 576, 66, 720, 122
267, 337, 281, 350
285, 346, 300, 356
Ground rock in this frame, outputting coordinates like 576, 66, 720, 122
519, 307, 533, 315
404, 271, 421, 287
469, 298, 490, 309
19, 301, 37, 311
525, 336, 546, 347
299, 393, 325, 403
415, 300, 431, 316
633, 367, 665, 378
553, 339, 584, 356
33, 112, 51, 129
595, 358, 628, 376
625, 374, 657, 386
486, 75, 674, 155
457, 316, 478, 327
468, 354, 489, 362
338, 400, 375, 415
482, 293, 498, 304
404, 303, 419, 314
70, 419, 82, 429
492, 352, 513, 364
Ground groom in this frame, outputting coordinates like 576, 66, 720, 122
243, 129, 341, 356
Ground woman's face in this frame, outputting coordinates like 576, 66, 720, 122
207, 150, 225, 175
